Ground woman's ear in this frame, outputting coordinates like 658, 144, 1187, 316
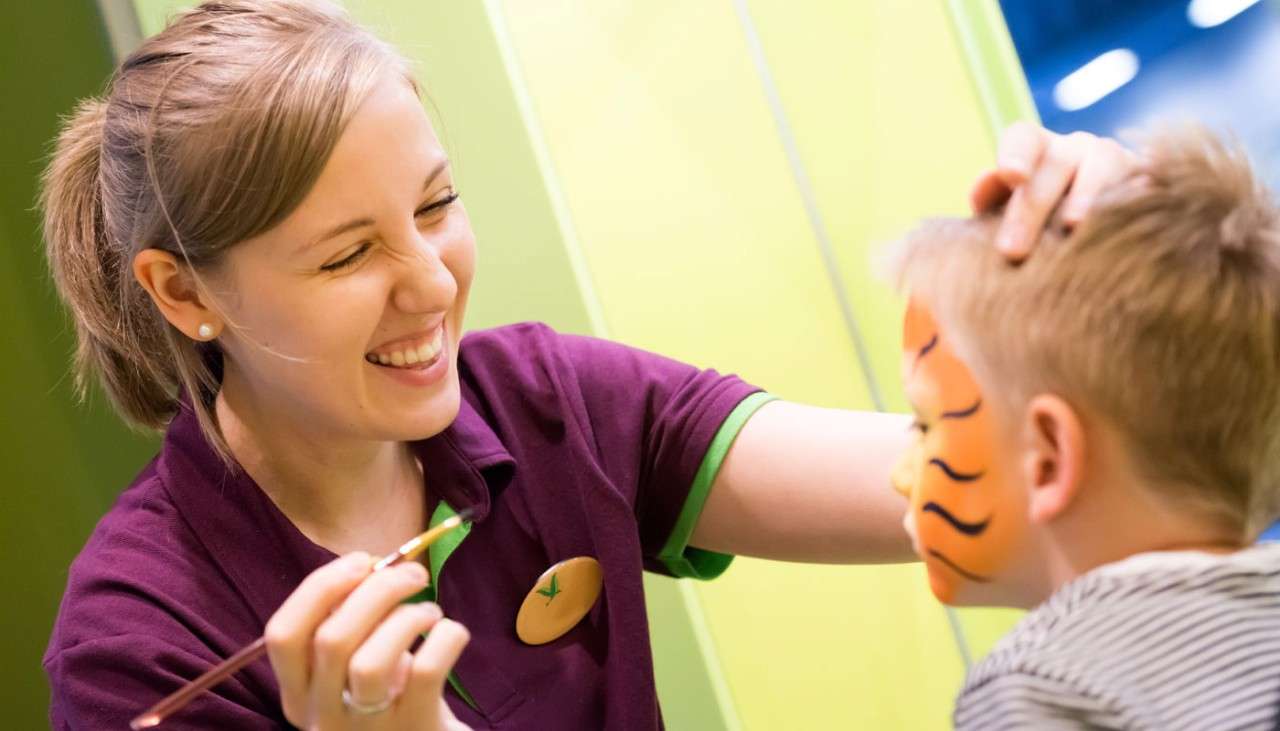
1021, 394, 1086, 524
132, 249, 222, 341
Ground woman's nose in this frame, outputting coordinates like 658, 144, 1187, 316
391, 235, 458, 314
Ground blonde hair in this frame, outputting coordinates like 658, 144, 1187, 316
890, 127, 1280, 538
41, 0, 413, 460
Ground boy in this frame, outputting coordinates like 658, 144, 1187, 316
889, 128, 1280, 730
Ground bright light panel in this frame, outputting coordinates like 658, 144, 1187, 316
1187, 0, 1263, 28
1053, 48, 1140, 112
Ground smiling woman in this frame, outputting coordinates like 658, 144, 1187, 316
41, 4, 772, 728
38, 1, 1137, 729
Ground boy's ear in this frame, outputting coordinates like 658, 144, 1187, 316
1020, 394, 1086, 524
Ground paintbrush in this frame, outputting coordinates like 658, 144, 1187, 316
130, 510, 473, 729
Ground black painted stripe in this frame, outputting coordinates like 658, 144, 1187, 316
928, 458, 985, 482
926, 549, 992, 583
917, 333, 939, 362
941, 398, 982, 420
923, 502, 991, 536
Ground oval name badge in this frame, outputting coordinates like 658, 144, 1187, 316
515, 556, 603, 645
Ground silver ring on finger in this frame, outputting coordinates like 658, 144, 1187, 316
342, 688, 393, 715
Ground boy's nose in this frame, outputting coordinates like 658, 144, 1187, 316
890, 441, 923, 498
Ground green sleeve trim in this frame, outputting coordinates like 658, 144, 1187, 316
656, 391, 778, 580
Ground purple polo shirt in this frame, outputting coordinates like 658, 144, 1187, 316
45, 323, 765, 730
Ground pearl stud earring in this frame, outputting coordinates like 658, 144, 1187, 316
197, 323, 215, 340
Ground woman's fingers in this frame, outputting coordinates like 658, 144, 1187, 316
263, 554, 464, 729
307, 560, 431, 721
969, 122, 1049, 219
1060, 136, 1136, 225
345, 601, 444, 710
995, 120, 1047, 185
264, 551, 374, 726
997, 133, 1084, 258
398, 618, 471, 722
980, 124, 1138, 260
968, 168, 1012, 215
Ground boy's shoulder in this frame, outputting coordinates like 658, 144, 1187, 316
955, 543, 1280, 731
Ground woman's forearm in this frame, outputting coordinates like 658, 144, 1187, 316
692, 400, 917, 564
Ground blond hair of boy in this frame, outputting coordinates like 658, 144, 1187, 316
889, 127, 1280, 730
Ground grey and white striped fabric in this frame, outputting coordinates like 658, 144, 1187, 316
954, 543, 1280, 730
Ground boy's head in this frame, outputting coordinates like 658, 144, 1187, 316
889, 128, 1280, 607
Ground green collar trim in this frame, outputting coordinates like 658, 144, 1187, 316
427, 500, 470, 586
406, 500, 478, 711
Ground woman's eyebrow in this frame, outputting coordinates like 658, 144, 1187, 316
301, 159, 451, 252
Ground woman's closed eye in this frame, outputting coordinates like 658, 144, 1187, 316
415, 189, 459, 222
319, 190, 460, 272
320, 241, 371, 272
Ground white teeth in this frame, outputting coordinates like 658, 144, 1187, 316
368, 327, 446, 368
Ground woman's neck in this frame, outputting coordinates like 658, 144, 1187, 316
214, 369, 426, 556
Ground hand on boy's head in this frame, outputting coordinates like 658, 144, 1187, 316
969, 122, 1137, 261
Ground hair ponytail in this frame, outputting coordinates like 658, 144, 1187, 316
42, 98, 180, 429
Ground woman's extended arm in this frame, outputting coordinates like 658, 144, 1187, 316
692, 401, 915, 563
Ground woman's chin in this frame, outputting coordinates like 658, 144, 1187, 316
379, 378, 462, 442
359, 346, 463, 440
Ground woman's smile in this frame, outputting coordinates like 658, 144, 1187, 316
364, 323, 451, 388
365, 324, 446, 367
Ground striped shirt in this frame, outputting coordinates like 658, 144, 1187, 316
954, 543, 1280, 730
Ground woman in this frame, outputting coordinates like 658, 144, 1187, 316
40, 1, 1132, 729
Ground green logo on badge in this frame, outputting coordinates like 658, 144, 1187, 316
536, 573, 562, 606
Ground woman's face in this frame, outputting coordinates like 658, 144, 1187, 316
213, 74, 475, 445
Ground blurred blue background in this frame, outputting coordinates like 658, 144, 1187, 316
1000, 0, 1280, 542
1000, 0, 1280, 191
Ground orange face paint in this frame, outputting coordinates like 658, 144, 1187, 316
892, 299, 1026, 604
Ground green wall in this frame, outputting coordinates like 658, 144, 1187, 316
8, 2, 1033, 728
492, 2, 1031, 726
0, 2, 158, 729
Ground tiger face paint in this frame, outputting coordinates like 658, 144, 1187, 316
891, 299, 1027, 605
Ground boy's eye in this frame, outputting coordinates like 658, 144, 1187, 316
320, 242, 371, 272
910, 420, 930, 435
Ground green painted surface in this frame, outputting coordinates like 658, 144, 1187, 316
497, 1, 1035, 727
1, 1, 157, 728
133, 0, 192, 35
945, 0, 1040, 134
